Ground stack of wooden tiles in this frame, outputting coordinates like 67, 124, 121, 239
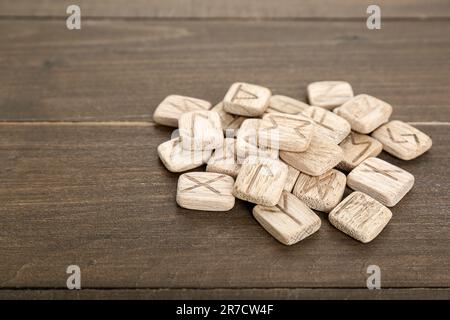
153, 81, 432, 246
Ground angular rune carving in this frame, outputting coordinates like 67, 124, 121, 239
181, 174, 227, 194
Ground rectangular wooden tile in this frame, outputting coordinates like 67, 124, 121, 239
302, 106, 351, 144
329, 191, 392, 243
153, 95, 211, 127
224, 82, 271, 117
347, 157, 414, 207
307, 81, 353, 109
253, 191, 321, 245
338, 132, 383, 171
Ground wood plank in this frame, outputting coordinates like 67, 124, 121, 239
1, 288, 449, 300
0, 123, 448, 289
0, 20, 450, 121
1, 1, 450, 18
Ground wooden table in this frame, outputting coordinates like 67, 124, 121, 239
0, 1, 449, 299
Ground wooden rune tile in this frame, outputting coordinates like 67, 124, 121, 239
178, 110, 224, 151
371, 120, 432, 160
233, 156, 288, 206
259, 112, 315, 152
334, 94, 392, 134
235, 119, 279, 161
329, 191, 392, 243
253, 191, 321, 245
302, 106, 351, 144
279, 135, 344, 176
283, 164, 300, 192
223, 82, 271, 117
347, 157, 414, 207
157, 137, 212, 173
176, 172, 235, 211
307, 81, 354, 109
338, 132, 383, 171
206, 138, 241, 178
153, 95, 211, 127
293, 169, 346, 213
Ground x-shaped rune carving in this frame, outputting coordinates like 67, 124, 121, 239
387, 128, 420, 145
361, 163, 403, 181
181, 174, 227, 194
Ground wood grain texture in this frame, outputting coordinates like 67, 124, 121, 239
1, 1, 450, 18
0, 20, 450, 121
0, 124, 448, 292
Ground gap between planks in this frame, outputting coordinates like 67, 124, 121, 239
0, 121, 448, 127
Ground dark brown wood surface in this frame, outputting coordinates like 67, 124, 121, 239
0, 1, 449, 299
2, 0, 450, 18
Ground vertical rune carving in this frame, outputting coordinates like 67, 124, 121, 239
310, 108, 334, 131
246, 164, 274, 193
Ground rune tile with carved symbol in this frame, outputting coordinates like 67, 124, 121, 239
280, 135, 344, 176
347, 157, 414, 207
307, 81, 354, 109
233, 156, 288, 206
293, 169, 346, 213
157, 137, 212, 173
206, 138, 241, 178
211, 101, 248, 136
235, 119, 279, 161
334, 94, 392, 134
302, 106, 351, 144
329, 191, 392, 243
338, 132, 383, 171
223, 82, 271, 117
176, 172, 235, 211
179, 110, 224, 151
253, 191, 321, 245
153, 95, 211, 127
259, 112, 315, 152
372, 120, 432, 160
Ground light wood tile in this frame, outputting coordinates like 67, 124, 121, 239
283, 164, 300, 192
338, 132, 383, 171
259, 112, 314, 152
334, 94, 392, 134
211, 101, 247, 136
302, 106, 351, 144
153, 95, 211, 127
307, 81, 353, 109
206, 138, 241, 178
372, 120, 432, 160
223, 82, 271, 116
233, 156, 288, 206
347, 157, 414, 207
157, 137, 211, 173
266, 95, 310, 114
176, 172, 235, 211
329, 191, 392, 243
293, 169, 346, 213
179, 110, 223, 151
280, 135, 344, 176
235, 119, 279, 161
253, 191, 321, 245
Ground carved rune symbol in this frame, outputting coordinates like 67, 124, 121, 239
168, 98, 206, 112
276, 192, 292, 215
181, 174, 227, 194
265, 116, 311, 139
246, 164, 274, 193
387, 128, 420, 145
335, 193, 367, 215
231, 84, 258, 102
361, 163, 403, 181
309, 108, 334, 131
301, 171, 336, 198
349, 134, 373, 163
